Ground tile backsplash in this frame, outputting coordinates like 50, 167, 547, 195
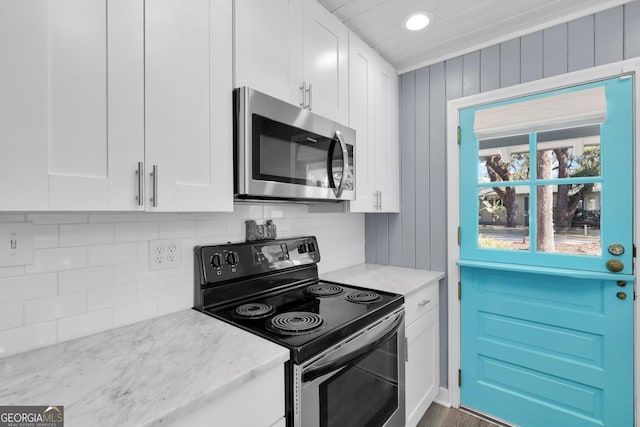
0, 204, 364, 357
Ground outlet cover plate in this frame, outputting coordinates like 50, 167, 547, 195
0, 222, 34, 267
149, 239, 182, 271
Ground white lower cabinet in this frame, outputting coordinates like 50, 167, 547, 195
166, 364, 285, 427
405, 281, 440, 427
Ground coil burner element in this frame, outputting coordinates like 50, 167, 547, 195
267, 312, 324, 335
345, 291, 383, 304
304, 284, 345, 297
232, 303, 276, 319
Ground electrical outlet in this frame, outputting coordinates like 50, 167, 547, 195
149, 239, 182, 270
0, 222, 34, 267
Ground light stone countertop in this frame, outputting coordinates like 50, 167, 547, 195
0, 309, 288, 427
321, 263, 445, 296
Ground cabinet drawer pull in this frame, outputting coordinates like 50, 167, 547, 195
418, 299, 430, 308
135, 161, 144, 206
307, 83, 312, 110
150, 164, 158, 207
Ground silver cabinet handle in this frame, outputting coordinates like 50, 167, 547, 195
300, 81, 307, 108
404, 337, 408, 362
307, 83, 312, 110
150, 164, 158, 207
375, 191, 382, 210
135, 161, 144, 206
418, 299, 430, 308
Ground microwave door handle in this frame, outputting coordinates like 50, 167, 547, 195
301, 312, 404, 383
332, 130, 349, 198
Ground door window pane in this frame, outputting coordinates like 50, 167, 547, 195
536, 125, 601, 179
535, 184, 601, 255
478, 186, 530, 251
478, 135, 530, 183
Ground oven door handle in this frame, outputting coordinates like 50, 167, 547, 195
302, 311, 404, 383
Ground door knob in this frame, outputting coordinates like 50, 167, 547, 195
608, 244, 625, 256
617, 292, 627, 300
606, 259, 624, 272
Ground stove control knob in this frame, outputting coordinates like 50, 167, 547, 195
298, 244, 307, 254
226, 251, 239, 265
210, 253, 223, 268
306, 242, 316, 253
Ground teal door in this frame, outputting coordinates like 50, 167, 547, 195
459, 77, 634, 426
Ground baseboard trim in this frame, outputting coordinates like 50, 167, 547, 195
433, 387, 451, 407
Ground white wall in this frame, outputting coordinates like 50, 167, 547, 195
0, 205, 364, 357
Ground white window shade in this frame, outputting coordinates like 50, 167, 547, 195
474, 86, 606, 140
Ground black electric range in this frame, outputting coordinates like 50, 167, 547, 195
193, 236, 404, 363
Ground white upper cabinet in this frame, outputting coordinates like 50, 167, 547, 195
145, 0, 233, 212
234, 0, 304, 106
0, 0, 144, 211
0, 0, 232, 212
0, 0, 49, 211
348, 33, 399, 213
302, 0, 349, 124
47, 0, 144, 211
234, 0, 348, 124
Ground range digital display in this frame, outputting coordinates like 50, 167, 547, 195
253, 243, 289, 264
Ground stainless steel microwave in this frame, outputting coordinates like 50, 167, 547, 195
234, 87, 355, 202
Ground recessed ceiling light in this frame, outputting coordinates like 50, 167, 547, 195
403, 12, 431, 31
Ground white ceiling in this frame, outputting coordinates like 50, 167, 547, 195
318, 0, 630, 73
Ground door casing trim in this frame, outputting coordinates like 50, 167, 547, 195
445, 58, 640, 420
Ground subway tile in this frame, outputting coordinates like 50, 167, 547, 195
235, 204, 264, 219
88, 284, 137, 311
89, 213, 139, 223
25, 247, 88, 274
24, 292, 87, 324
159, 221, 195, 238
0, 302, 24, 331
26, 213, 89, 224
137, 275, 187, 300
34, 225, 58, 249
57, 308, 114, 342
0, 213, 26, 222
178, 212, 212, 221
114, 262, 157, 285
0, 266, 25, 278
88, 243, 138, 267
59, 223, 115, 247
138, 213, 179, 222
115, 222, 159, 243
0, 321, 57, 358
114, 299, 158, 327
158, 290, 192, 315
194, 220, 227, 237
0, 274, 58, 304
137, 242, 149, 261
263, 206, 285, 219
58, 266, 115, 295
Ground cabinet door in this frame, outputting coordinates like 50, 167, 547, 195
302, 0, 348, 124
374, 59, 400, 212
47, 0, 144, 210
234, 0, 304, 107
0, 0, 48, 210
145, 0, 233, 212
347, 34, 376, 212
405, 307, 439, 427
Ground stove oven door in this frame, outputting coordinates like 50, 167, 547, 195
293, 309, 405, 427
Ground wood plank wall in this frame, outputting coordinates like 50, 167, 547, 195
365, 1, 640, 387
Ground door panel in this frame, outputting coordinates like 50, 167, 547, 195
461, 267, 633, 426
459, 76, 634, 427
